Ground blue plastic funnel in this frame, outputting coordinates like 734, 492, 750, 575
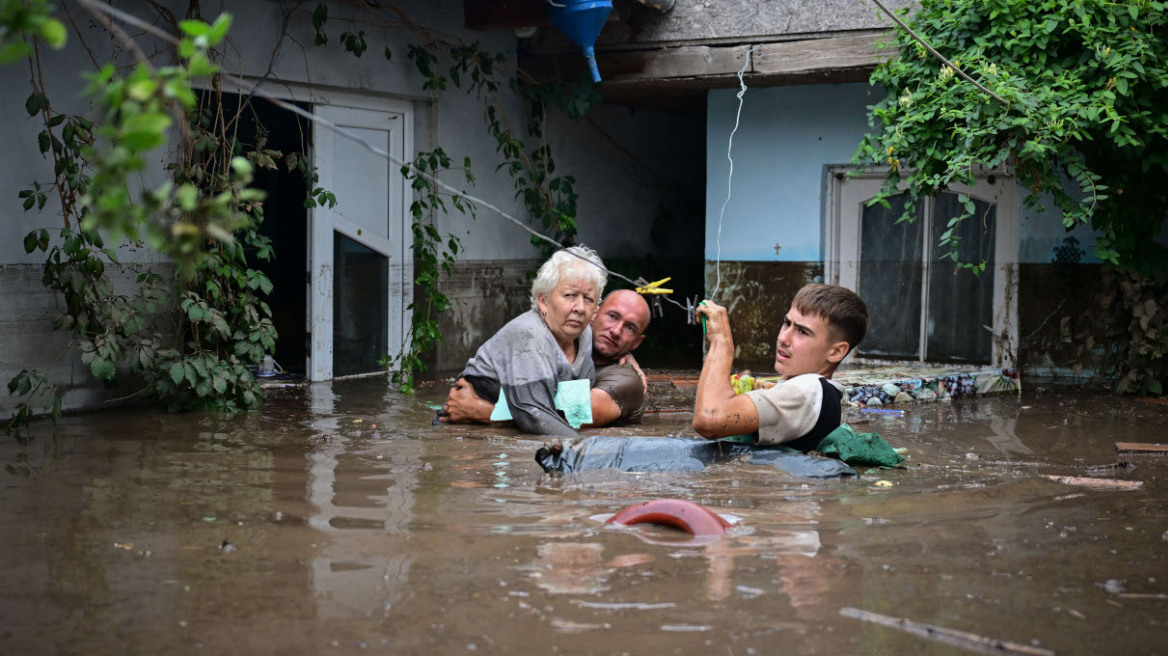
545, 0, 613, 82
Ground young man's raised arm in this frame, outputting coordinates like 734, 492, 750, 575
692, 300, 759, 439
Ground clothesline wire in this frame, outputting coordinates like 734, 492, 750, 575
77, 0, 692, 313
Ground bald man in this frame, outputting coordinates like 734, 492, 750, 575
441, 289, 651, 427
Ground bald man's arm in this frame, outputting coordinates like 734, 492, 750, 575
584, 388, 623, 427
439, 378, 495, 424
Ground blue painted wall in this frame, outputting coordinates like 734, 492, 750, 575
705, 82, 1102, 265
705, 83, 879, 262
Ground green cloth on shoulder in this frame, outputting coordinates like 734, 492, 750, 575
817, 423, 904, 468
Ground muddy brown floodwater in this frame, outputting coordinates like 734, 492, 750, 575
2, 380, 1167, 654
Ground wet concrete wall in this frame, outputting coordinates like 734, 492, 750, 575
1017, 263, 1108, 384
703, 261, 823, 371
427, 259, 538, 376
428, 249, 710, 375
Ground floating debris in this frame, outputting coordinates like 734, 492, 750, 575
1043, 475, 1143, 491
1114, 442, 1168, 455
860, 408, 904, 416
840, 607, 1054, 656
571, 601, 675, 610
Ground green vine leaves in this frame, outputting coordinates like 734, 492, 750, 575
381, 147, 473, 392
81, 15, 253, 278
856, 0, 1168, 394
8, 10, 284, 429
854, 0, 1168, 271
0, 0, 65, 63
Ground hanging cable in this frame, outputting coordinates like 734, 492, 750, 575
711, 45, 756, 301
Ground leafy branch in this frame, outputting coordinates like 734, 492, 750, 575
6, 8, 299, 428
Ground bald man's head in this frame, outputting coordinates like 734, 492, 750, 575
591, 289, 650, 362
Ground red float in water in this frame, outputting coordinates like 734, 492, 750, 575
606, 499, 730, 537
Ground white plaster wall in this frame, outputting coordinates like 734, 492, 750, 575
202, 0, 678, 261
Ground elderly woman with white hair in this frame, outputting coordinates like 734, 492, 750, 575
441, 245, 607, 436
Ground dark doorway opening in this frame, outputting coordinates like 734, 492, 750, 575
208, 91, 311, 375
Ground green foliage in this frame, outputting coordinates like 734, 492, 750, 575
341, 30, 366, 58
6, 369, 59, 430
392, 40, 596, 385
855, 0, 1168, 272
80, 14, 249, 278
7, 11, 292, 429
856, 0, 1168, 393
406, 40, 592, 256
381, 148, 472, 392
0, 0, 65, 63
308, 3, 368, 58
311, 3, 328, 46
1076, 267, 1168, 395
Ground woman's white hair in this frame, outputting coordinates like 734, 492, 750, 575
530, 245, 607, 310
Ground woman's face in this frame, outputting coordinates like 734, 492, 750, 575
538, 277, 599, 345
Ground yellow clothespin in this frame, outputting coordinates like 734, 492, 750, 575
635, 277, 673, 295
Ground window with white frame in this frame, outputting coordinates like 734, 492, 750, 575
825, 168, 1019, 366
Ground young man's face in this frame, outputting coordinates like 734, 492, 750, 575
774, 304, 850, 379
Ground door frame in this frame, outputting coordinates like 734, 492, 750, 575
310, 100, 413, 381
216, 78, 414, 381
824, 167, 1019, 367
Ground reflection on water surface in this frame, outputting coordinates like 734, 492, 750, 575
2, 380, 1166, 654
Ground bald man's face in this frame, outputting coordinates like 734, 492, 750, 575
592, 292, 650, 360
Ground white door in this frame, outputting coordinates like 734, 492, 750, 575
826, 169, 1019, 367
309, 102, 413, 380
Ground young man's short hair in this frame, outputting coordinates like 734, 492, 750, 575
792, 284, 869, 352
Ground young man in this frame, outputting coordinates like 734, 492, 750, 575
692, 284, 868, 450
441, 289, 651, 427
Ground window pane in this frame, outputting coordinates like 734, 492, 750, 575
858, 194, 924, 358
333, 233, 388, 376
927, 193, 996, 362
